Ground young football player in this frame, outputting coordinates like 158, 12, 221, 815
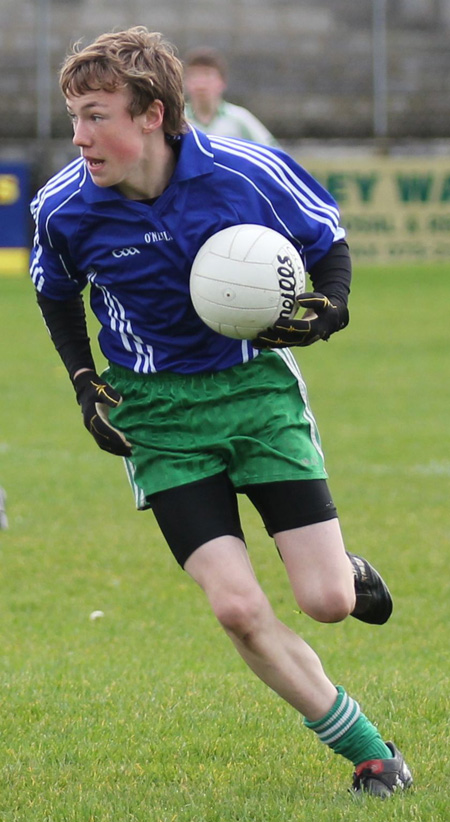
30, 26, 412, 798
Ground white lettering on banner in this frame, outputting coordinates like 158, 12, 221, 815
293, 153, 450, 264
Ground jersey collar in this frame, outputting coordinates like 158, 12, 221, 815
81, 129, 215, 204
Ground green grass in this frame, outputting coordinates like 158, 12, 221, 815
1, 266, 449, 821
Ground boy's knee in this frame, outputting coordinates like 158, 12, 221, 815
299, 586, 354, 624
213, 588, 270, 641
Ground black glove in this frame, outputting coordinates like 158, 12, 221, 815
72, 370, 132, 457
254, 292, 349, 349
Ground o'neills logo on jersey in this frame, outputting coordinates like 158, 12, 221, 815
144, 230, 173, 244
276, 253, 298, 318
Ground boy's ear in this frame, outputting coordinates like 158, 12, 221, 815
142, 99, 164, 133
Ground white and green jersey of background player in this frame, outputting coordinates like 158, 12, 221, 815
185, 99, 279, 144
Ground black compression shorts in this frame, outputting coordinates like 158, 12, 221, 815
149, 471, 337, 567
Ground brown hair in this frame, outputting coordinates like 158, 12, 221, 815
184, 46, 228, 81
60, 26, 188, 136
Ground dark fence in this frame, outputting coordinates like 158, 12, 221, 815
1, 0, 450, 143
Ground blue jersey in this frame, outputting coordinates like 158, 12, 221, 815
30, 128, 345, 375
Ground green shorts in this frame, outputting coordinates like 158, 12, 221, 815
105, 349, 327, 510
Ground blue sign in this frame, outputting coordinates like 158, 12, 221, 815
0, 162, 30, 275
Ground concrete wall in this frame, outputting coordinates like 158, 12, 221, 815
1, 0, 450, 188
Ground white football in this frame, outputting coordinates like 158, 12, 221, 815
190, 224, 306, 339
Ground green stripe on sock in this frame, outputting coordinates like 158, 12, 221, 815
331, 713, 393, 765
304, 686, 393, 766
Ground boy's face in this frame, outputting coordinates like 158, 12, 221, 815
66, 87, 157, 192
184, 65, 226, 107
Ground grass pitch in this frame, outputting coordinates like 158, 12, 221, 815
1, 266, 449, 821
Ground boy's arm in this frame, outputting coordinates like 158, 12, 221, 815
36, 291, 132, 456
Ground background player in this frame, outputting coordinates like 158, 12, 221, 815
184, 45, 278, 144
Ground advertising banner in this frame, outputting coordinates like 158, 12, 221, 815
2, 155, 449, 271
0, 163, 30, 276
297, 155, 450, 264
